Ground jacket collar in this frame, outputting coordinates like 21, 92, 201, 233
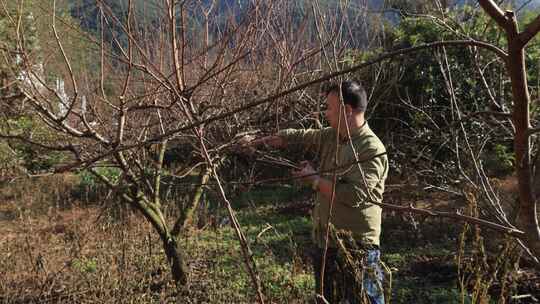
339, 121, 369, 143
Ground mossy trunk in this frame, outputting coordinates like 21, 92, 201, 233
172, 168, 211, 235
125, 193, 188, 285
161, 233, 187, 285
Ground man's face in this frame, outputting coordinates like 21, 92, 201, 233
325, 92, 343, 130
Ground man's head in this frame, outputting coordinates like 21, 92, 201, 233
323, 81, 367, 131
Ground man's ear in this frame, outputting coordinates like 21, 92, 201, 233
345, 104, 353, 116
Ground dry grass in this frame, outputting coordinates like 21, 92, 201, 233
2, 174, 539, 304
1, 174, 180, 303
0, 175, 314, 304
1, 206, 174, 303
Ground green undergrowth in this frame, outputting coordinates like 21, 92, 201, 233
1, 179, 529, 303
382, 216, 468, 304
182, 184, 315, 303
183, 184, 475, 303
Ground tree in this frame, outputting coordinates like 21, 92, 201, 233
1, 1, 344, 301
478, 0, 540, 261
2, 0, 539, 301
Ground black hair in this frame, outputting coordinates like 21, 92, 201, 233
323, 80, 368, 112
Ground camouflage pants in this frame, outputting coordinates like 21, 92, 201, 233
312, 246, 385, 304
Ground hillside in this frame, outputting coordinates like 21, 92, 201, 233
68, 0, 540, 39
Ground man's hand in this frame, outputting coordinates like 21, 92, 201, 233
232, 134, 254, 154
291, 161, 319, 185
235, 134, 284, 156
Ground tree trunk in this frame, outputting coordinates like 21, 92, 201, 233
171, 168, 211, 236
534, 138, 540, 199
161, 232, 188, 285
505, 15, 540, 261
127, 193, 189, 285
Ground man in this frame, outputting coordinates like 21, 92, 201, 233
251, 80, 387, 303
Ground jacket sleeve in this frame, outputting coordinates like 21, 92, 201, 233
277, 128, 325, 154
332, 152, 387, 208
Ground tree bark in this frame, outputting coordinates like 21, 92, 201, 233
504, 13, 540, 261
126, 192, 189, 285
161, 232, 187, 285
172, 167, 211, 236
534, 138, 540, 199
141, 202, 188, 285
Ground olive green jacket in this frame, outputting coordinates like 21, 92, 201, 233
278, 123, 388, 247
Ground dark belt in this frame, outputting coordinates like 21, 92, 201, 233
361, 243, 379, 251
320, 243, 379, 252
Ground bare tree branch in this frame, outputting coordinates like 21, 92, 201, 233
0, 134, 76, 152
478, 0, 509, 30
40, 39, 510, 174
529, 127, 540, 135
159, 40, 508, 140
519, 13, 540, 46
376, 202, 524, 238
